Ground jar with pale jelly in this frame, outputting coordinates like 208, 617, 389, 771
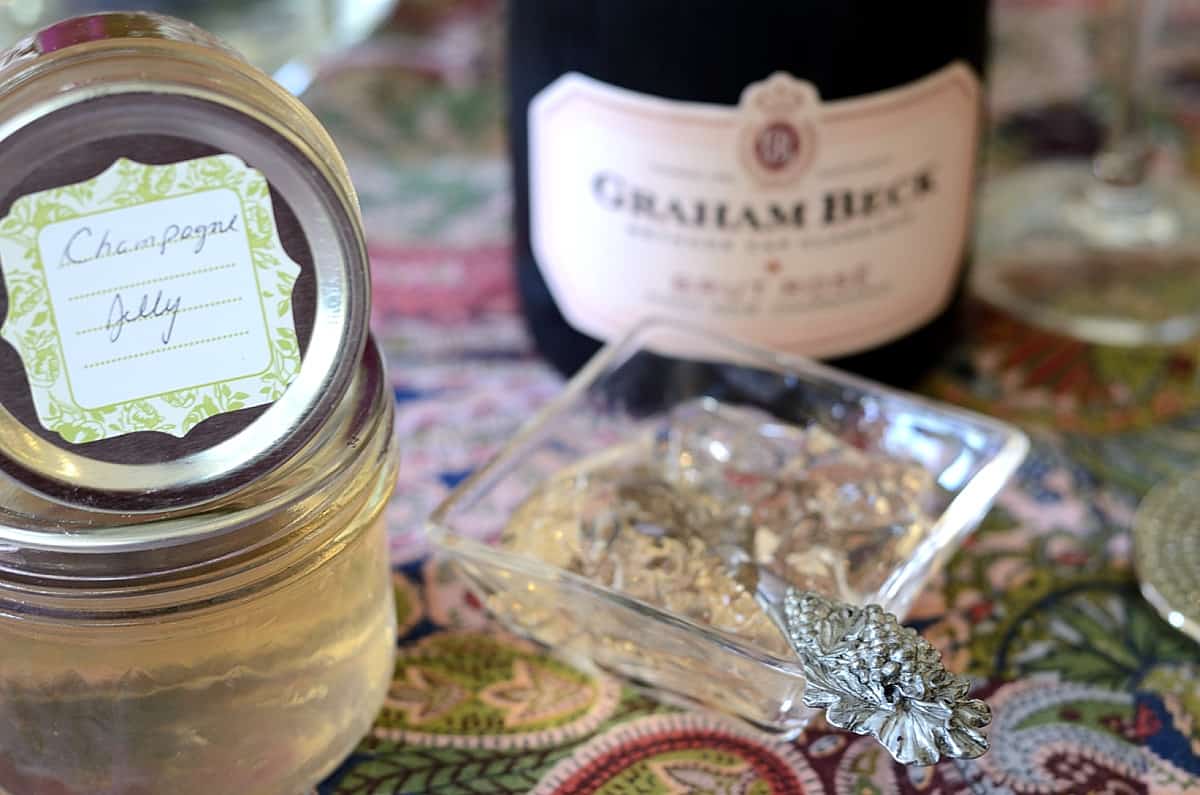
0, 13, 396, 794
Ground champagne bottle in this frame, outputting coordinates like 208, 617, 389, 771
510, 0, 990, 385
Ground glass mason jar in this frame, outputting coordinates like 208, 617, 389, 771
0, 343, 397, 794
0, 13, 397, 795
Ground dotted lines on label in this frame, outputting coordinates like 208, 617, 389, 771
82, 331, 250, 370
74, 297, 245, 336
66, 263, 239, 302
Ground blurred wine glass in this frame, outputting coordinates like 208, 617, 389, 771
972, 0, 1200, 346
0, 0, 399, 93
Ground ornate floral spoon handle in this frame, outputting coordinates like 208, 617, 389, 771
781, 588, 991, 766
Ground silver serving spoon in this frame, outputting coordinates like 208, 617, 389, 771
751, 564, 991, 766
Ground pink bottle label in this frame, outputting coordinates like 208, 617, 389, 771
528, 63, 981, 358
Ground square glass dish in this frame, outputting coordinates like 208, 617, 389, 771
427, 320, 1028, 736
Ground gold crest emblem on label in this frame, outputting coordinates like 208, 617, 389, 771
736, 72, 820, 188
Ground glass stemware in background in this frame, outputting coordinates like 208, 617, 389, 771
1134, 471, 1200, 643
972, 0, 1200, 346
0, 0, 398, 93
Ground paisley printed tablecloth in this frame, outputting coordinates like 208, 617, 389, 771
306, 2, 1200, 791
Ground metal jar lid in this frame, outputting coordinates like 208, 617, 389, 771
0, 13, 371, 513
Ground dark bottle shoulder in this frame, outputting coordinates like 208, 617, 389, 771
507, 0, 989, 105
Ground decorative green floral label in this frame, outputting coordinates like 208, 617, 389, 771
0, 155, 301, 443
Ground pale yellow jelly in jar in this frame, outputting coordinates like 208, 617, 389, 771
0, 345, 397, 795
0, 11, 396, 793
